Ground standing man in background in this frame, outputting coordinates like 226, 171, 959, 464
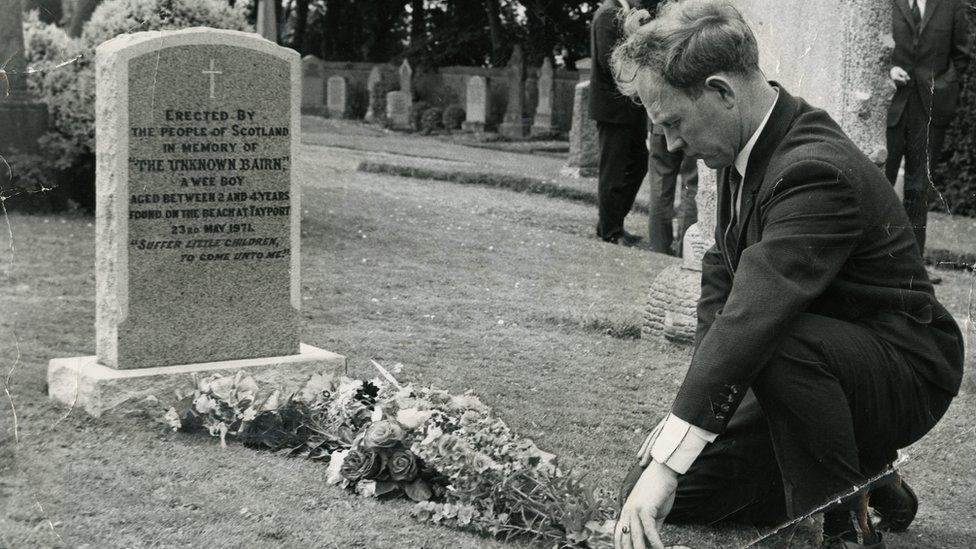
647, 125, 699, 256
885, 0, 971, 263
590, 0, 649, 246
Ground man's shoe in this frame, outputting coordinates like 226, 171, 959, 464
618, 231, 643, 247
870, 477, 918, 533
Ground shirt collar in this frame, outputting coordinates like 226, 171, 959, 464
733, 88, 779, 178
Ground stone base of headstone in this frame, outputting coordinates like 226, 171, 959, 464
461, 121, 485, 133
0, 97, 48, 154
559, 166, 598, 179
530, 116, 557, 138
48, 343, 346, 417
499, 121, 530, 140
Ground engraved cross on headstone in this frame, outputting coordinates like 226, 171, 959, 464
202, 59, 222, 99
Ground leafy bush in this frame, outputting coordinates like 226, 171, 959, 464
419, 107, 444, 135
18, 0, 250, 212
934, 1, 976, 216
409, 100, 431, 131
442, 105, 465, 131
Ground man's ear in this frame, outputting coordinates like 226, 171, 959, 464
705, 76, 736, 108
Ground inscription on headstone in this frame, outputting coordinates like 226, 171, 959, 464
327, 75, 347, 118
462, 75, 489, 132
95, 29, 300, 369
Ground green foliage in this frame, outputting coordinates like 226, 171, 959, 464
19, 0, 250, 212
935, 1, 976, 217
442, 104, 465, 130
419, 107, 444, 135
0, 153, 71, 213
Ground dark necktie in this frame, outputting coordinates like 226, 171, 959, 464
725, 167, 743, 255
911, 0, 922, 28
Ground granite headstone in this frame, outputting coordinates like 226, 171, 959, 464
499, 45, 530, 139
386, 90, 411, 129
530, 58, 557, 137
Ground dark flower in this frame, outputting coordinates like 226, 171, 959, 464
389, 449, 420, 482
340, 449, 386, 481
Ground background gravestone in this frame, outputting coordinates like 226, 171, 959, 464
498, 45, 531, 139
365, 65, 383, 123
301, 55, 326, 115
398, 58, 413, 98
561, 59, 598, 178
386, 90, 411, 129
327, 75, 348, 118
48, 28, 344, 416
642, 0, 894, 344
462, 75, 490, 132
530, 58, 557, 137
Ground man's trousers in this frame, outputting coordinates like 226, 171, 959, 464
885, 88, 948, 255
665, 313, 953, 525
648, 132, 699, 255
596, 121, 649, 241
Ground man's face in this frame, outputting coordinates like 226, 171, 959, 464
635, 71, 740, 169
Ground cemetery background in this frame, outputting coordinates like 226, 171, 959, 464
1, 0, 976, 547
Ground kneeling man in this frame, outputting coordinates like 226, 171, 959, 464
611, 1, 964, 548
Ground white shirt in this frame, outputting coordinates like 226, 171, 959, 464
647, 89, 780, 475
915, 0, 926, 16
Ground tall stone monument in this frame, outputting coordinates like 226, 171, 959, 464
530, 58, 557, 137
48, 28, 344, 417
256, 0, 277, 43
498, 45, 530, 139
642, 1, 894, 344
561, 58, 598, 178
386, 59, 413, 130
0, 0, 48, 157
364, 65, 383, 123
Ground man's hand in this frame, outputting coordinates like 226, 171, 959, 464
890, 66, 911, 85
614, 460, 679, 549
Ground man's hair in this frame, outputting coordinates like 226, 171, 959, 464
610, 0, 761, 99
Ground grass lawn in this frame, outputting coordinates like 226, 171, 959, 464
2, 134, 975, 548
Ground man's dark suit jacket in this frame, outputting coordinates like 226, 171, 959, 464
675, 86, 965, 434
589, 0, 646, 125
888, 0, 971, 127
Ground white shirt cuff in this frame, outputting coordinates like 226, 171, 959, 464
648, 413, 719, 474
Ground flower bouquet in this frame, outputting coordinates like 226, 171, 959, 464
159, 364, 617, 547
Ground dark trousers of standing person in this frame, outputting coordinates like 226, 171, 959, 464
660, 313, 953, 526
596, 121, 649, 241
648, 133, 699, 255
885, 88, 947, 255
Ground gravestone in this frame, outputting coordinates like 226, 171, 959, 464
0, 0, 48, 156
327, 75, 348, 118
498, 45, 531, 139
398, 58, 413, 98
48, 28, 344, 417
301, 55, 326, 115
643, 1, 894, 344
462, 75, 489, 133
365, 66, 383, 123
561, 59, 598, 178
386, 90, 411, 129
530, 58, 557, 137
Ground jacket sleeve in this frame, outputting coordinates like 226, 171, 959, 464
950, 0, 972, 79
693, 243, 733, 350
671, 159, 864, 434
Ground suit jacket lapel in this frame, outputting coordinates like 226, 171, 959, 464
731, 85, 800, 266
895, 0, 918, 33
920, 0, 942, 34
